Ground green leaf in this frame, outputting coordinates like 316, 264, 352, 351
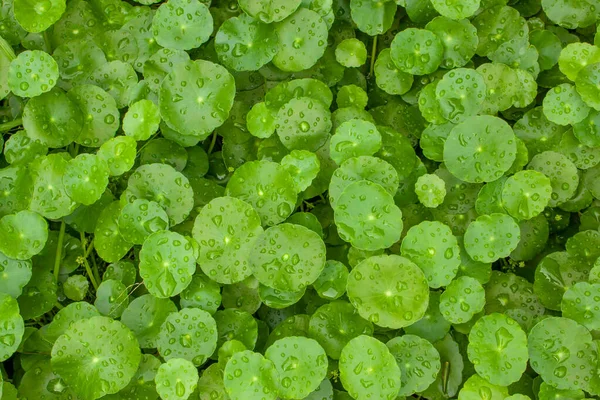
335, 38, 367, 68
226, 160, 298, 226
0, 250, 31, 298
543, 83, 590, 125
339, 335, 401, 400
468, 313, 528, 386
123, 99, 161, 141
347, 254, 429, 328
387, 334, 441, 396
444, 115, 517, 183
8, 50, 58, 97
157, 308, 217, 366
440, 276, 485, 324
193, 196, 263, 284
51, 316, 142, 400
464, 213, 521, 263
151, 0, 212, 51
94, 201, 133, 263
215, 13, 278, 72
308, 300, 373, 359
528, 316, 598, 391
44, 301, 100, 343
502, 170, 552, 221
0, 210, 47, 260
85, 61, 138, 109
334, 180, 402, 251
13, 0, 66, 32
94, 279, 129, 319
391, 28, 444, 76
561, 282, 600, 331
0, 292, 24, 361
224, 350, 279, 400
457, 374, 509, 400
400, 221, 461, 288
272, 8, 328, 72
180, 273, 222, 314
68, 84, 120, 147
265, 336, 328, 398
159, 60, 235, 138
431, 0, 479, 19
63, 154, 110, 205
238, 0, 302, 23
139, 230, 196, 298
249, 223, 326, 291
17, 359, 80, 399
23, 88, 83, 148
276, 97, 332, 152
118, 198, 169, 245
124, 163, 194, 225
527, 151, 579, 207
121, 294, 178, 349
328, 155, 399, 208
155, 358, 198, 400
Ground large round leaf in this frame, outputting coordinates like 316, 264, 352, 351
51, 316, 142, 400
226, 160, 298, 226
468, 313, 528, 386
157, 308, 217, 366
0, 210, 47, 260
139, 230, 196, 298
339, 335, 401, 400
193, 196, 263, 284
13, 0, 66, 32
347, 254, 429, 329
152, 0, 212, 51
159, 60, 235, 139
0, 292, 24, 362
123, 163, 194, 226
215, 13, 278, 72
265, 336, 328, 398
249, 223, 326, 292
528, 316, 598, 391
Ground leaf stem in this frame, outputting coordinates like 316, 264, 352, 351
0, 118, 23, 133
53, 221, 66, 280
82, 256, 99, 291
135, 131, 161, 158
207, 130, 218, 155
54, 302, 64, 310
441, 361, 450, 394
81, 232, 101, 284
368, 36, 378, 78
91, 253, 100, 283
43, 30, 53, 53
69, 143, 80, 158
84, 238, 95, 258
0, 37, 15, 61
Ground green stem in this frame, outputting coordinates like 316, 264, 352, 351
43, 30, 53, 53
0, 37, 15, 61
81, 232, 100, 283
207, 130, 218, 154
0, 118, 23, 133
53, 221, 66, 280
135, 132, 160, 157
69, 143, 80, 158
82, 257, 99, 291
91, 253, 100, 284
441, 361, 450, 394
84, 238, 95, 258
368, 36, 378, 78
54, 302, 64, 310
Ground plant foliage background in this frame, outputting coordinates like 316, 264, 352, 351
1, 0, 600, 399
